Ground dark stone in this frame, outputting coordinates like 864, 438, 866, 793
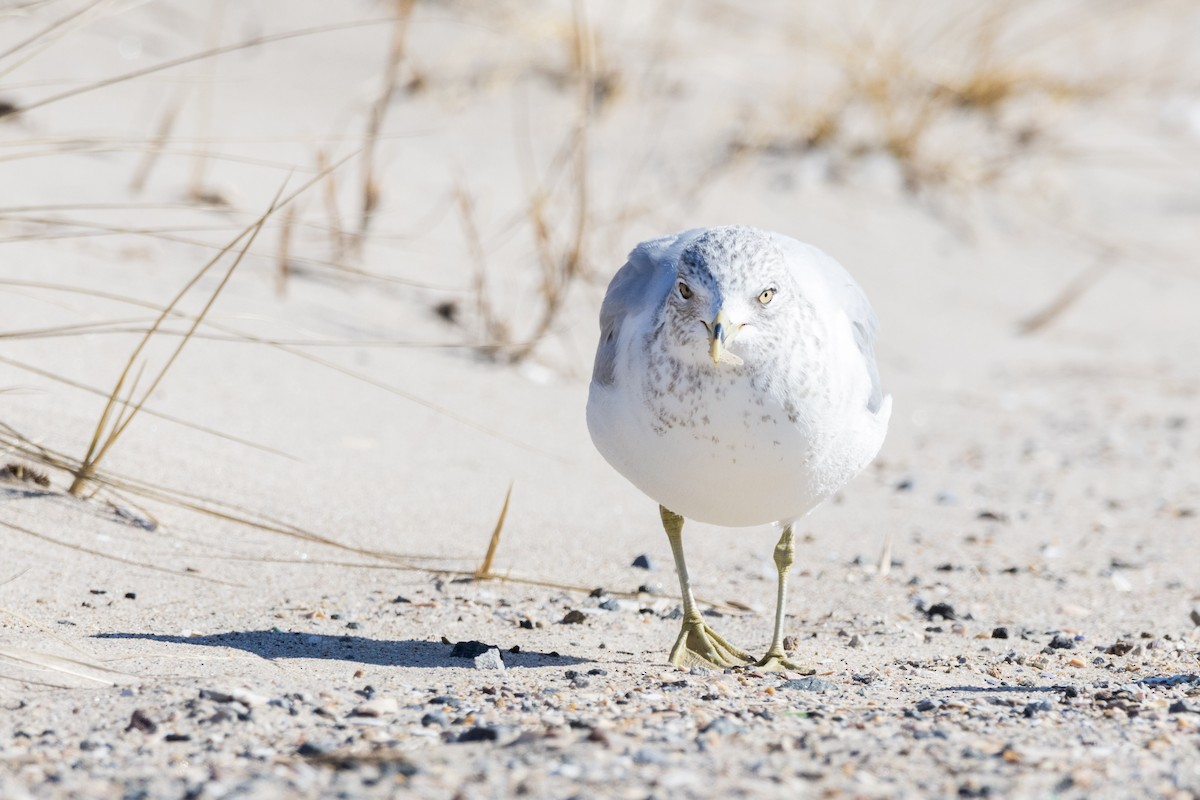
599, 599, 620, 611
296, 741, 330, 757
1022, 700, 1053, 718
126, 710, 157, 734
926, 603, 956, 620
992, 627, 1009, 639
631, 554, 654, 570
449, 640, 493, 659
456, 726, 499, 743
561, 610, 587, 625
1048, 634, 1075, 650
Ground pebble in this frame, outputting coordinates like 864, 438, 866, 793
700, 717, 742, 736
473, 648, 506, 671
1190, 607, 1200, 627
561, 610, 587, 624
1023, 700, 1054, 718
992, 627, 1009, 639
456, 727, 499, 743
779, 677, 834, 692
1048, 634, 1075, 650
450, 640, 493, 659
351, 697, 398, 717
598, 598, 620, 611
926, 603, 956, 621
126, 710, 157, 734
631, 554, 655, 570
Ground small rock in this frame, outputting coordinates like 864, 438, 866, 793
992, 627, 1009, 639
926, 602, 956, 621
126, 710, 157, 734
631, 554, 655, 570
456, 726, 499, 743
632, 747, 668, 765
598, 598, 620, 611
587, 668, 609, 676
450, 640, 493, 659
1168, 700, 1197, 714
231, 688, 267, 707
782, 635, 799, 652
1190, 607, 1200, 627
164, 733, 191, 743
421, 711, 449, 727
700, 717, 742, 736
351, 697, 398, 717
473, 648, 506, 671
561, 610, 587, 625
392, 595, 411, 604
1023, 700, 1053, 718
1048, 634, 1075, 650
429, 695, 462, 707
124, 592, 137, 600
778, 677, 834, 692
894, 478, 914, 492
296, 741, 331, 757
847, 634, 862, 648
1106, 641, 1134, 656
915, 698, 939, 712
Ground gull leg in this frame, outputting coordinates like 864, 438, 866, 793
756, 524, 815, 673
660, 506, 753, 669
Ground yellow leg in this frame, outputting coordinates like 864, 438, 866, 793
756, 524, 814, 673
660, 506, 753, 669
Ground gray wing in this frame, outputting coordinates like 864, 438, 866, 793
591, 229, 706, 387
774, 234, 885, 414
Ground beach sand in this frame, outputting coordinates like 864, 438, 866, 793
1, 2, 1199, 797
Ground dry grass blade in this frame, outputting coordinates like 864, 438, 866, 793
472, 0, 594, 364
0, 519, 240, 586
0, 17, 405, 120
1018, 255, 1117, 335
475, 483, 513, 579
0, 647, 125, 686
355, 0, 416, 249
0, 354, 296, 460
0, 0, 107, 64
67, 181, 286, 495
67, 152, 360, 495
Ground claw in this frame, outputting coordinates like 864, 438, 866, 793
755, 650, 816, 674
668, 618, 754, 669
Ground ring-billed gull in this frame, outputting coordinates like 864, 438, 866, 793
587, 226, 891, 670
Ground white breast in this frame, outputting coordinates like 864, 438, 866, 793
586, 323, 890, 527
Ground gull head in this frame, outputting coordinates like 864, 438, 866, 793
662, 226, 791, 369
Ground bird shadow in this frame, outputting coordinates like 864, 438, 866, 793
95, 630, 589, 669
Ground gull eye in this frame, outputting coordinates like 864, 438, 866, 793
678, 282, 693, 300
757, 287, 776, 305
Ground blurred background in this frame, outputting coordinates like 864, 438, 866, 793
1, 0, 1197, 584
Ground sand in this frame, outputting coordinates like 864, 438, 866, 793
1, 1, 1199, 797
